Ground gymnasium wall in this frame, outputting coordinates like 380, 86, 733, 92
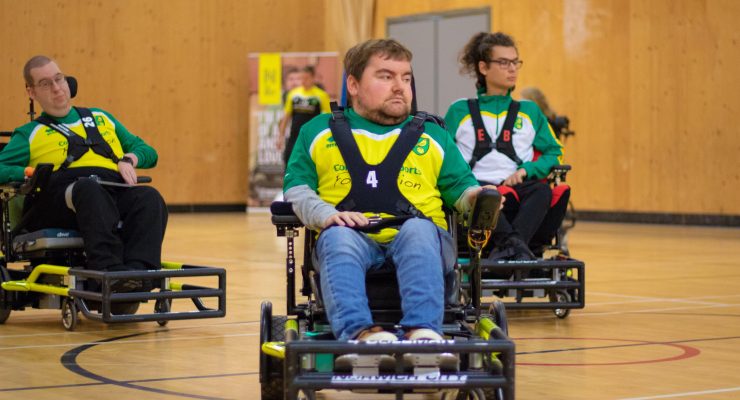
1, 0, 738, 218
375, 0, 740, 217
0, 0, 326, 206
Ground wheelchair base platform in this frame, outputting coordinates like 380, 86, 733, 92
0, 263, 226, 329
259, 301, 515, 400
461, 257, 585, 315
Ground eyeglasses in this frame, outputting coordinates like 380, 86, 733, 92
31, 74, 67, 91
489, 59, 523, 70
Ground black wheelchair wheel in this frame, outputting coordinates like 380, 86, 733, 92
488, 300, 509, 336
260, 301, 287, 400
0, 263, 11, 324
0, 300, 10, 324
442, 388, 488, 400
61, 298, 78, 331
155, 298, 171, 326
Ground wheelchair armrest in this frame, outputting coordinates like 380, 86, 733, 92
270, 201, 304, 228
19, 163, 54, 196
549, 164, 572, 184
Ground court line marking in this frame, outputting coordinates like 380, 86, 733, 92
515, 337, 701, 366
619, 386, 740, 399
508, 302, 740, 321
0, 371, 257, 393
583, 291, 739, 306
0, 331, 259, 351
0, 319, 259, 339
60, 333, 230, 400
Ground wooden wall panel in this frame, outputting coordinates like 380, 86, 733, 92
375, 0, 740, 215
0, 0, 326, 205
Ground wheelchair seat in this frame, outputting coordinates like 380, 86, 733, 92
270, 201, 462, 324
12, 228, 84, 258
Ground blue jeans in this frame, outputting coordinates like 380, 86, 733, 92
315, 218, 455, 340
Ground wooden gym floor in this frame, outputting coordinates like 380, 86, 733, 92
1, 212, 739, 399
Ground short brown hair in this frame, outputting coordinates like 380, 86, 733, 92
23, 55, 53, 86
344, 39, 412, 81
302, 65, 316, 76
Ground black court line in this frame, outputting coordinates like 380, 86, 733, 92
516, 335, 740, 356
0, 372, 257, 393
59, 332, 234, 400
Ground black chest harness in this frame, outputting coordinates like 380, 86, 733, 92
467, 98, 522, 169
35, 107, 120, 170
328, 103, 437, 226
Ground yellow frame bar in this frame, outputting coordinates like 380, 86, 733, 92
161, 261, 183, 270
1, 264, 70, 296
261, 342, 285, 359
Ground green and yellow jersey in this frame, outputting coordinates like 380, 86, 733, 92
284, 108, 478, 242
0, 107, 157, 183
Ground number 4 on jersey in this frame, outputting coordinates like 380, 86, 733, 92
366, 170, 378, 188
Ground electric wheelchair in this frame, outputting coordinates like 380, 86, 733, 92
459, 165, 585, 319
0, 77, 226, 330
261, 189, 515, 400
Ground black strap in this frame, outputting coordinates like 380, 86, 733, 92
496, 100, 522, 164
328, 104, 426, 218
468, 99, 522, 168
36, 107, 120, 170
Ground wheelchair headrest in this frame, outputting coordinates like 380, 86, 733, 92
66, 76, 77, 98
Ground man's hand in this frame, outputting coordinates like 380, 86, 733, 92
466, 185, 505, 210
276, 133, 285, 151
118, 153, 138, 185
503, 168, 527, 187
323, 211, 369, 229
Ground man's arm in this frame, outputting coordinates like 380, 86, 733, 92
276, 112, 291, 151
318, 89, 331, 114
519, 107, 564, 180
99, 109, 158, 169
284, 185, 368, 230
277, 90, 296, 151
0, 130, 31, 183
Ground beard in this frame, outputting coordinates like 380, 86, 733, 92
355, 97, 411, 125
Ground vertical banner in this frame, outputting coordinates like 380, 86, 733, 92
258, 53, 282, 106
247, 52, 339, 207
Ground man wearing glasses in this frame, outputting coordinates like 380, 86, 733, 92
445, 32, 566, 262
0, 55, 167, 291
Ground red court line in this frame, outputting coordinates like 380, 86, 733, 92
514, 337, 701, 366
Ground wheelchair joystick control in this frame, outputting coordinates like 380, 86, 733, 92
468, 188, 502, 233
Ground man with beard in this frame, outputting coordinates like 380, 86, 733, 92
283, 39, 495, 343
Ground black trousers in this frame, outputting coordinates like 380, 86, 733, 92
485, 180, 550, 245
25, 168, 168, 271
529, 186, 570, 250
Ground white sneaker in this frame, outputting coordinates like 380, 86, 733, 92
403, 329, 458, 372
361, 330, 400, 342
335, 330, 398, 372
406, 328, 444, 341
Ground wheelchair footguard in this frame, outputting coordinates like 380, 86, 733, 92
260, 300, 515, 400
0, 164, 227, 330
0, 261, 226, 330
460, 257, 585, 319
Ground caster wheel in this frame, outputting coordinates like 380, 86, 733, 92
155, 298, 171, 326
61, 298, 78, 331
553, 291, 572, 319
